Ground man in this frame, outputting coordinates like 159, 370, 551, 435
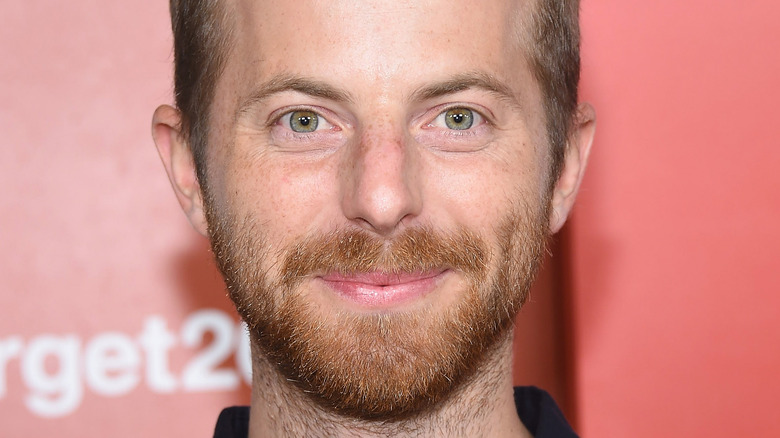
152, 0, 595, 436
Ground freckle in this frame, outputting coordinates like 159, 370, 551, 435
360, 125, 374, 151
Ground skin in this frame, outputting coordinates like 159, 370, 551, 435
153, 0, 595, 436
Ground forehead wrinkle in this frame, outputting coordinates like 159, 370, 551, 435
409, 71, 523, 111
236, 73, 356, 117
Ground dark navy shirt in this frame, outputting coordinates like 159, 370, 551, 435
213, 386, 578, 437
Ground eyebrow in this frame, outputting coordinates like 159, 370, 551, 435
237, 74, 354, 116
410, 71, 520, 106
236, 71, 520, 117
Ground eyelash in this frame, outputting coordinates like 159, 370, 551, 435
426, 105, 488, 133
272, 108, 327, 127
270, 105, 489, 136
267, 108, 343, 146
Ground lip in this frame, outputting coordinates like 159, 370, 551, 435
318, 270, 447, 308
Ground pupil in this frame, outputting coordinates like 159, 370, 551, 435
290, 111, 318, 132
444, 108, 473, 130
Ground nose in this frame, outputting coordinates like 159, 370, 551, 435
340, 122, 422, 235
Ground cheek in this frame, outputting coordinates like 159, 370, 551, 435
217, 147, 340, 249
423, 139, 547, 232
432, 165, 507, 226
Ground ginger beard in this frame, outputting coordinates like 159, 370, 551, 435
205, 194, 551, 421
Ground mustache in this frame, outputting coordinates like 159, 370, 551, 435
280, 227, 489, 289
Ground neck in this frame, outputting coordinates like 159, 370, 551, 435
246, 332, 531, 438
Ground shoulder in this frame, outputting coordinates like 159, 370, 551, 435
514, 386, 579, 438
213, 406, 250, 438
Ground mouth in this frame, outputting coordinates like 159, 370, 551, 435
318, 270, 448, 309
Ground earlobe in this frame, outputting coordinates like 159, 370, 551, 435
152, 105, 210, 236
548, 102, 596, 233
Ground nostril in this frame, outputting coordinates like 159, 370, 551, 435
340, 125, 423, 234
345, 183, 416, 234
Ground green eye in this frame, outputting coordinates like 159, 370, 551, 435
289, 110, 319, 133
444, 108, 474, 130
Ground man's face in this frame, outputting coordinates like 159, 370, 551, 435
200, 0, 554, 420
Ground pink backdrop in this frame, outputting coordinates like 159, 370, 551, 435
1, 1, 778, 436
1, 1, 251, 435
572, 1, 780, 436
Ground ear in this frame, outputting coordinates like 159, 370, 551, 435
548, 102, 596, 233
152, 105, 209, 236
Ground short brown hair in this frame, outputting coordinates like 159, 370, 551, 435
169, 0, 234, 184
168, 0, 581, 185
527, 0, 581, 184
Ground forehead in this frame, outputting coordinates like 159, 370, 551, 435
222, 0, 535, 99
